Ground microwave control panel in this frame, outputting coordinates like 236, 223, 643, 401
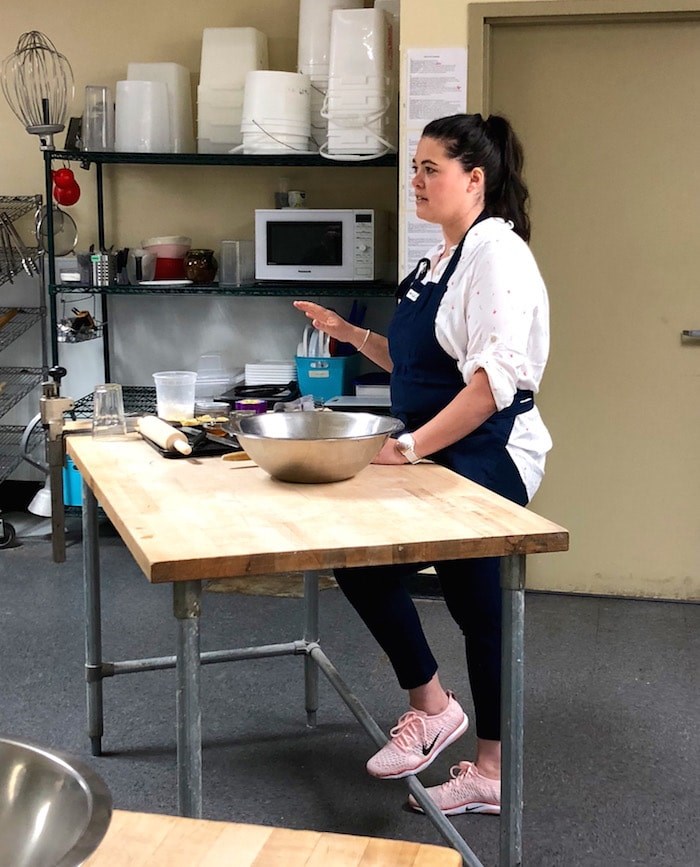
353, 211, 375, 280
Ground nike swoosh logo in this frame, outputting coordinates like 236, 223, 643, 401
421, 730, 443, 756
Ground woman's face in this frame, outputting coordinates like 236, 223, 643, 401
411, 136, 482, 227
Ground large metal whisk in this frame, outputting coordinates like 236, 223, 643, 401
1, 31, 74, 149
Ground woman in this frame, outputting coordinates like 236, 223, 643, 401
294, 113, 551, 816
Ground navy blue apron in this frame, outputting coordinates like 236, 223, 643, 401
388, 217, 532, 506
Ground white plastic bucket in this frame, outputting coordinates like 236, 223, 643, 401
127, 63, 194, 153
297, 0, 364, 76
329, 8, 389, 80
115, 80, 171, 153
242, 71, 311, 138
242, 131, 311, 154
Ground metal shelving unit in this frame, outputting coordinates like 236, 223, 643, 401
43, 150, 398, 377
0, 423, 44, 480
49, 281, 395, 298
0, 367, 45, 415
0, 194, 47, 495
0, 195, 40, 288
0, 307, 44, 349
49, 149, 397, 169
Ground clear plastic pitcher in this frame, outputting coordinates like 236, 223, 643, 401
152, 371, 197, 420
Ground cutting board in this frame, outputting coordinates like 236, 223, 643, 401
85, 810, 461, 866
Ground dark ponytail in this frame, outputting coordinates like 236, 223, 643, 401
421, 113, 531, 243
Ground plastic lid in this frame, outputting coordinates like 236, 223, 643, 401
197, 352, 225, 373
141, 235, 192, 247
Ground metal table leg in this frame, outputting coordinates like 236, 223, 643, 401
174, 581, 203, 818
303, 570, 319, 727
500, 554, 526, 867
82, 480, 103, 757
48, 438, 66, 563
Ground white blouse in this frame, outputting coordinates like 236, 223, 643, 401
416, 217, 553, 499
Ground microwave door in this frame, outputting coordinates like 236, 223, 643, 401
267, 220, 343, 268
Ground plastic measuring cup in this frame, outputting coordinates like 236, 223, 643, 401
152, 371, 197, 420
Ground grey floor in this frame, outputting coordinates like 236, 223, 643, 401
0, 511, 698, 867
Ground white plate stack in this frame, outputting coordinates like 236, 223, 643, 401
245, 361, 297, 385
241, 71, 311, 155
297, 0, 363, 151
197, 28, 268, 154
324, 7, 396, 157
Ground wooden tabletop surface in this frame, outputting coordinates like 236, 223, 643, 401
67, 435, 568, 584
85, 810, 462, 866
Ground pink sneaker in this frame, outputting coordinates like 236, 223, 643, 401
408, 761, 501, 815
366, 692, 468, 780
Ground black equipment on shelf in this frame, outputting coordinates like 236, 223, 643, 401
217, 381, 301, 404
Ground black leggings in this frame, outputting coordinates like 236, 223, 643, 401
334, 556, 502, 741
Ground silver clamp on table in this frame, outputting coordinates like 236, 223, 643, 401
39, 366, 75, 562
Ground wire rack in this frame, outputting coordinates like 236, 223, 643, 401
0, 423, 44, 482
49, 281, 396, 298
0, 195, 42, 289
70, 385, 157, 418
0, 307, 44, 352
0, 367, 44, 416
0, 195, 37, 221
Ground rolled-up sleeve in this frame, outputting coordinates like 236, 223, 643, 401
432, 232, 547, 411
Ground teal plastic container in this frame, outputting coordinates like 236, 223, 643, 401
295, 354, 360, 402
62, 456, 83, 506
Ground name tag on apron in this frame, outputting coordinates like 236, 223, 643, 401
405, 287, 420, 301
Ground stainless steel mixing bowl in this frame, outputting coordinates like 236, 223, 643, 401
0, 737, 112, 867
234, 411, 404, 483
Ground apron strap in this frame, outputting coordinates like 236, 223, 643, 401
395, 210, 492, 300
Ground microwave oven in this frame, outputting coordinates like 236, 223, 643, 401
254, 208, 385, 281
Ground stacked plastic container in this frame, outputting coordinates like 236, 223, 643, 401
324, 7, 396, 158
374, 0, 399, 154
127, 63, 195, 153
195, 352, 241, 414
197, 28, 269, 154
241, 71, 311, 154
297, 0, 363, 152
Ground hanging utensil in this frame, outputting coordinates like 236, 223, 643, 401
0, 222, 15, 283
0, 212, 38, 276
35, 203, 78, 257
0, 31, 74, 150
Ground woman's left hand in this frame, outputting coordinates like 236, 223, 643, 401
371, 439, 408, 465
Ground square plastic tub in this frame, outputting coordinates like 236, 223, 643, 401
63, 456, 83, 507
199, 28, 269, 89
296, 354, 360, 402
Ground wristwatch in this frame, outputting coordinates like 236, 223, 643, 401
396, 433, 422, 464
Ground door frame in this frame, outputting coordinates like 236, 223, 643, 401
467, 0, 700, 113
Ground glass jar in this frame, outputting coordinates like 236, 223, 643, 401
183, 249, 218, 284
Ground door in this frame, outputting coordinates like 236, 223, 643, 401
486, 14, 700, 599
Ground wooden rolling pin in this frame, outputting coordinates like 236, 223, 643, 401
0, 308, 18, 329
137, 416, 192, 455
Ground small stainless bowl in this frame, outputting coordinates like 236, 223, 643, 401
234, 411, 404, 483
0, 737, 112, 867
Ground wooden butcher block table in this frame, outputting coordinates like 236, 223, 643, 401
67, 435, 568, 867
86, 810, 461, 866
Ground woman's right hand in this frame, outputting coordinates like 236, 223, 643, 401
293, 300, 355, 344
